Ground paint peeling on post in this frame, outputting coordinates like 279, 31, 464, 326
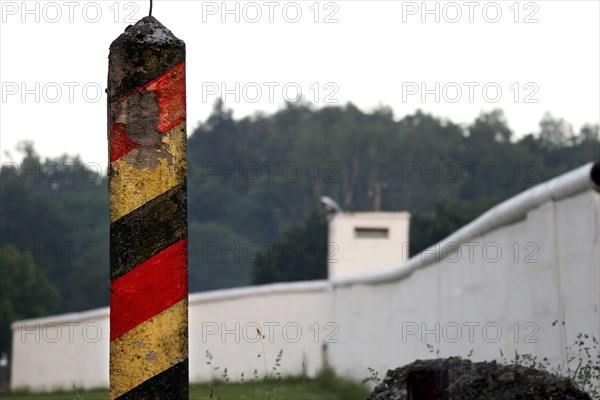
107, 16, 188, 400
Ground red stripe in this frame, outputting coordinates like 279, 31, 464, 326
143, 62, 186, 133
110, 62, 186, 162
110, 239, 188, 341
109, 123, 141, 162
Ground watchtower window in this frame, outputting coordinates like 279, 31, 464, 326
354, 227, 389, 238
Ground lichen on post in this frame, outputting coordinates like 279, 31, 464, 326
107, 16, 188, 400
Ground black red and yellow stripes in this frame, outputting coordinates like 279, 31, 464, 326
110, 183, 187, 281
108, 16, 188, 400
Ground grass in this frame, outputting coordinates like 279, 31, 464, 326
0, 372, 370, 400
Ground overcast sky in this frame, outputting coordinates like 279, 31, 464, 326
1, 0, 598, 167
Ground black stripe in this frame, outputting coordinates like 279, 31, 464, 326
110, 182, 187, 281
108, 17, 185, 102
115, 358, 189, 400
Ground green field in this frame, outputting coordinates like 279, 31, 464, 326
1, 374, 371, 400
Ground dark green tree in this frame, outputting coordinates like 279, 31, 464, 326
409, 197, 501, 256
252, 207, 328, 284
468, 109, 513, 145
0, 245, 59, 355
0, 144, 109, 313
188, 222, 252, 291
539, 112, 574, 149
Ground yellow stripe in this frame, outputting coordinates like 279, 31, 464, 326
110, 299, 188, 399
109, 122, 187, 222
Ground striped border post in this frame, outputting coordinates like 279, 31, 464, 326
107, 16, 188, 400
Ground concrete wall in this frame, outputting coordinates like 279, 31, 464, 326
330, 189, 600, 381
10, 163, 600, 391
10, 283, 332, 391
187, 282, 331, 383
11, 309, 109, 391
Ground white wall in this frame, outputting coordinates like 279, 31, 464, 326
11, 309, 109, 391
187, 282, 331, 383
11, 163, 600, 392
329, 189, 600, 381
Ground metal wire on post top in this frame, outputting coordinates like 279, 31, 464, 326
149, 0, 153, 16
